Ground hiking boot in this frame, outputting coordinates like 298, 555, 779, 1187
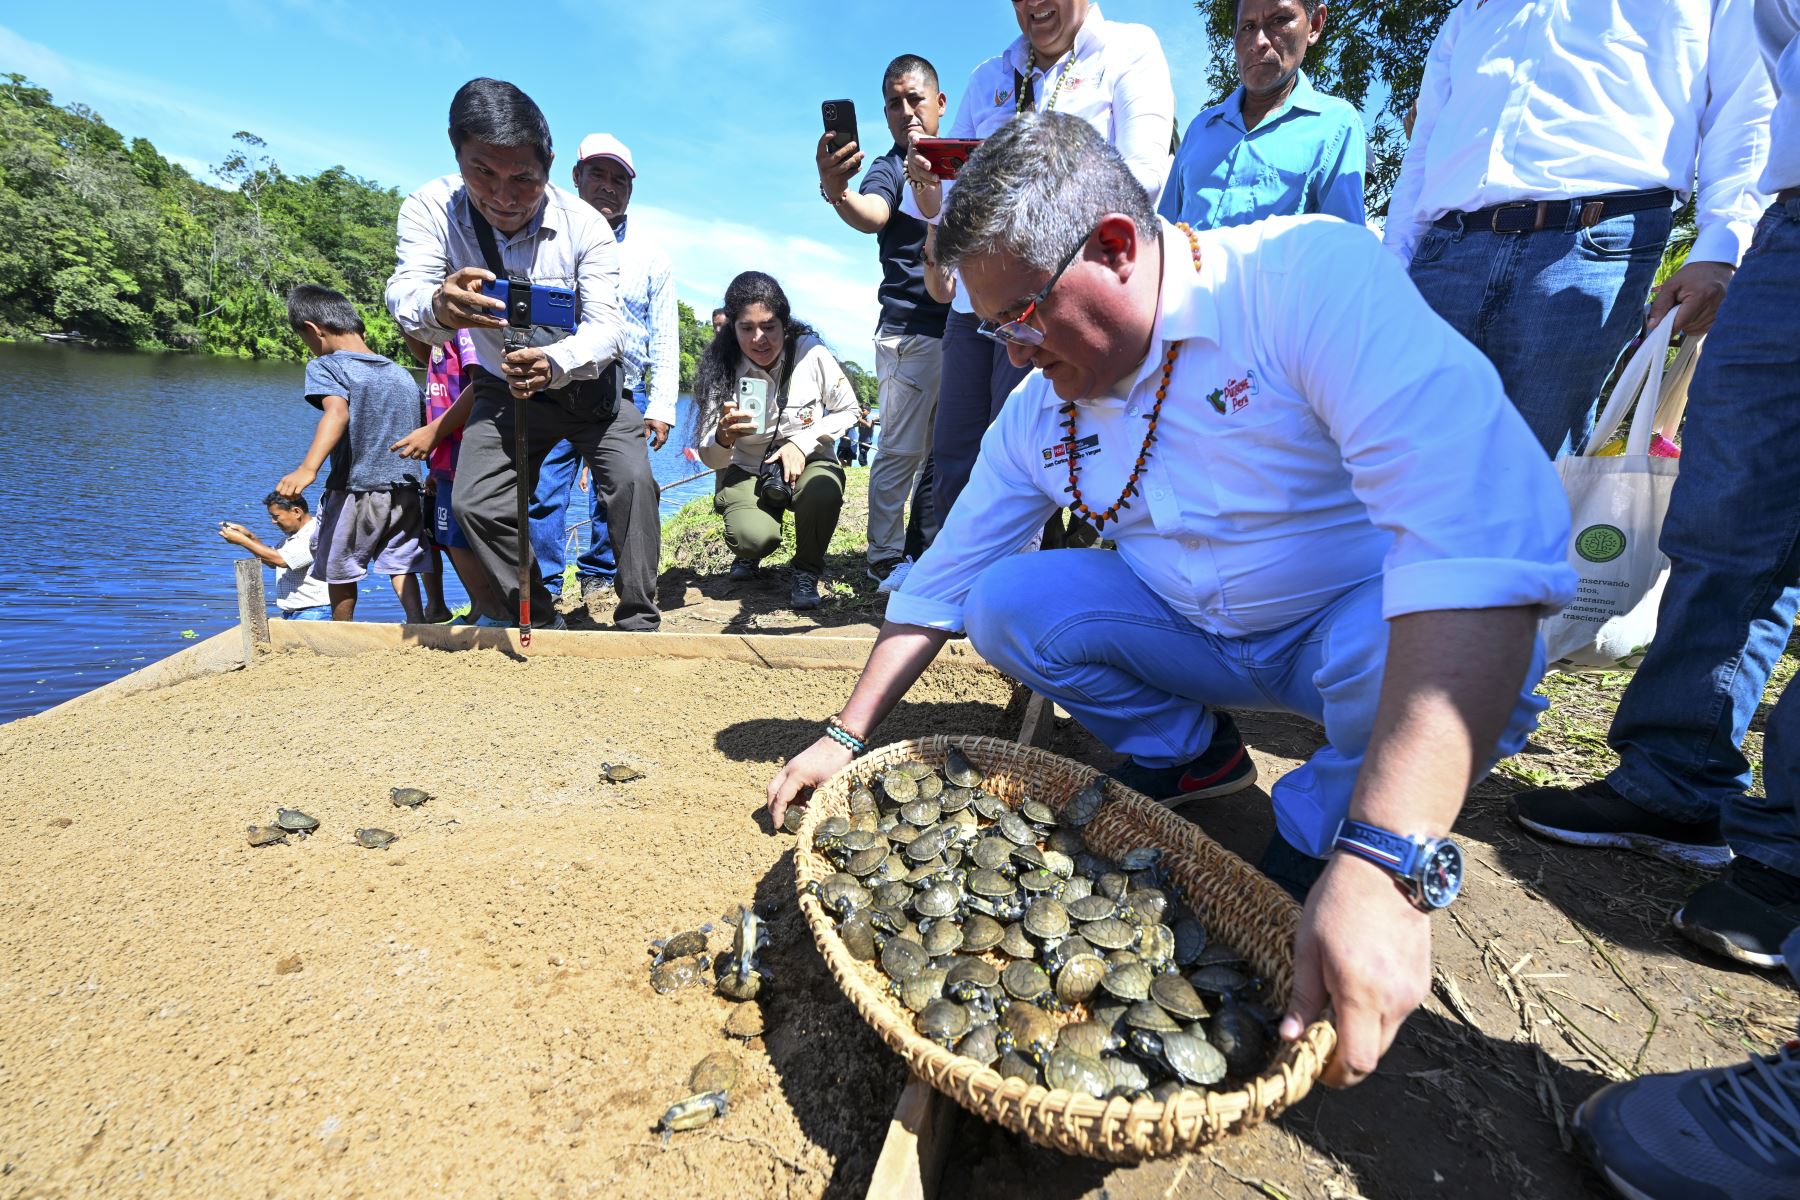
581, 577, 616, 605
1573, 1039, 1800, 1200
790, 570, 822, 611
1105, 712, 1257, 807
1509, 780, 1733, 868
877, 557, 915, 595
1672, 857, 1800, 969
729, 557, 761, 583
867, 557, 904, 585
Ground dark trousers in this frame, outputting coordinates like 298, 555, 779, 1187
932, 311, 1031, 523
903, 456, 937, 562
453, 370, 661, 631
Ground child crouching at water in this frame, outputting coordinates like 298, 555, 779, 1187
275, 284, 429, 622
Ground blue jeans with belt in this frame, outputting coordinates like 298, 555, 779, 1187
963, 549, 1549, 861
1407, 204, 1672, 457
528, 389, 650, 591
1604, 198, 1800, 878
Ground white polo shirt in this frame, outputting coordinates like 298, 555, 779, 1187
887, 217, 1577, 638
901, 4, 1176, 315
1384, 0, 1774, 266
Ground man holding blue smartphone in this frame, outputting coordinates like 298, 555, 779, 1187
387, 78, 662, 633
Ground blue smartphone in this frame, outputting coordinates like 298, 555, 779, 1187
489, 279, 577, 330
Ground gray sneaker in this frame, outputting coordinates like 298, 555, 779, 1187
729, 558, 761, 583
581, 577, 616, 604
1574, 1040, 1800, 1199
790, 570, 822, 611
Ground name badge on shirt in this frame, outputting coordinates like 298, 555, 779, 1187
1206, 371, 1259, 415
1041, 432, 1101, 467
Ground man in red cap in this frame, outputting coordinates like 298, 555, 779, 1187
528, 132, 676, 615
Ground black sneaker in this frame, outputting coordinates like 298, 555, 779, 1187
790, 570, 822, 611
728, 557, 761, 583
1672, 857, 1800, 969
1574, 1040, 1800, 1199
1509, 780, 1733, 869
1106, 712, 1257, 807
580, 577, 615, 604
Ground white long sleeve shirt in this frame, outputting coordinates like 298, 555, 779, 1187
887, 217, 1577, 638
613, 215, 680, 427
386, 176, 623, 391
901, 4, 1175, 315
1761, 0, 1800, 191
1384, 0, 1775, 266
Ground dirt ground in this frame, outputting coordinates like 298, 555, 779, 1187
2, 619, 1795, 1200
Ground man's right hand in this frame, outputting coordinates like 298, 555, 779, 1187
275, 467, 315, 499
905, 131, 944, 219
431, 267, 506, 330
767, 736, 855, 831
715, 401, 756, 449
815, 131, 863, 204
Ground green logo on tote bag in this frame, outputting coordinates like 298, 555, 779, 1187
1575, 524, 1627, 563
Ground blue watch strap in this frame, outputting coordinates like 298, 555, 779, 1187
1333, 819, 1421, 879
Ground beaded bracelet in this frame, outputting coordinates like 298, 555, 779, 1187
825, 715, 868, 755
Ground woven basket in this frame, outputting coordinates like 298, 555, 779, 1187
793, 735, 1336, 1162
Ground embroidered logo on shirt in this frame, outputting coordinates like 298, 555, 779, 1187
1207, 371, 1259, 414
995, 87, 1013, 107
1042, 432, 1101, 466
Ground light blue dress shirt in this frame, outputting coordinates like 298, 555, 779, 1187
1158, 72, 1367, 230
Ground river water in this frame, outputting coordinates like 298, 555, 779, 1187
0, 342, 718, 723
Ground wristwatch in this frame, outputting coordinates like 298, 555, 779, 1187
1331, 819, 1464, 911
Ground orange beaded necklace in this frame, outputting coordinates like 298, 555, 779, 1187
1060, 223, 1202, 533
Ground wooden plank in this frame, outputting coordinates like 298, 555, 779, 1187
864, 1075, 955, 1200
234, 557, 269, 660
33, 630, 246, 719
1016, 689, 1054, 748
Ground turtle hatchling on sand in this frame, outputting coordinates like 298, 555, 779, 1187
652, 925, 713, 965
656, 1091, 728, 1140
389, 787, 431, 809
688, 1051, 741, 1096
354, 828, 397, 850
600, 762, 644, 783
246, 825, 288, 847
649, 953, 710, 994
275, 808, 319, 834
723, 1003, 765, 1041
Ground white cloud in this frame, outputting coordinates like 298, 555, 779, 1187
632, 203, 885, 371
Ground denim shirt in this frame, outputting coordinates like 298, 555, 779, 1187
1159, 72, 1367, 230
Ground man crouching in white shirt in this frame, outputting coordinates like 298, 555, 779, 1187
767, 113, 1578, 1088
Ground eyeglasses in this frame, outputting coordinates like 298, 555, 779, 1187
977, 228, 1092, 348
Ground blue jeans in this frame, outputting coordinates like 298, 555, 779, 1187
1606, 198, 1800, 878
282, 607, 332, 620
527, 390, 648, 590
963, 550, 1549, 859
1408, 204, 1672, 456
932, 311, 1031, 524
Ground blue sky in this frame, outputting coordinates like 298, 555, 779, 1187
2, 1, 1225, 367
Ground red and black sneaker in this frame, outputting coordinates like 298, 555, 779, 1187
1106, 711, 1258, 808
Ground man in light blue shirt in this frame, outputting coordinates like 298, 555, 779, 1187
1159, 0, 1366, 229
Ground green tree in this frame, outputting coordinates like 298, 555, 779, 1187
1192, 1, 1455, 213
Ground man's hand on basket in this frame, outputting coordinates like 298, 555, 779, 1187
767, 736, 854, 831
1280, 852, 1431, 1088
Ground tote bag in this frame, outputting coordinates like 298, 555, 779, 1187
1542, 320, 1698, 671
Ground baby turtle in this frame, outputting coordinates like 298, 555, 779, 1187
1126, 889, 1170, 926
848, 786, 878, 814
961, 914, 1006, 954
998, 922, 1036, 960
915, 774, 945, 803
1083, 917, 1138, 952
1172, 918, 1208, 967
1149, 973, 1209, 1022
848, 844, 890, 877
246, 825, 288, 847
1068, 894, 1118, 923
1124, 999, 1183, 1035
723, 1003, 765, 1042
783, 804, 810, 834
1101, 960, 1155, 1003
1056, 1020, 1120, 1060
1106, 1055, 1152, 1099
1189, 964, 1252, 998
714, 955, 763, 1002
275, 808, 319, 834
656, 1091, 728, 1139
1063, 781, 1105, 828
1043, 1047, 1110, 1098
1158, 1030, 1229, 1086
971, 792, 1011, 822
1022, 897, 1071, 942
996, 812, 1036, 845
914, 883, 961, 920
1095, 872, 1130, 901
900, 798, 943, 827
1000, 960, 1052, 1006
1208, 996, 1270, 1076
838, 911, 878, 962
1053, 954, 1107, 1006
880, 936, 929, 983
958, 1022, 1001, 1066
650, 954, 708, 994
389, 787, 431, 809
945, 957, 1001, 1002
967, 868, 1017, 900
881, 770, 920, 803
995, 1050, 1041, 1084
918, 998, 973, 1048
998, 1002, 1059, 1063
655, 926, 712, 964
920, 920, 964, 958
812, 815, 850, 848
1119, 847, 1163, 872
688, 1051, 741, 1095
943, 746, 984, 788
1020, 798, 1058, 827
599, 762, 643, 783
354, 828, 397, 850
898, 968, 948, 1013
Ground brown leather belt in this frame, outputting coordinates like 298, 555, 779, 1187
1435, 187, 1676, 234
1779, 187, 1800, 206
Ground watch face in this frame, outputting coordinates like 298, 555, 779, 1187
1419, 841, 1464, 909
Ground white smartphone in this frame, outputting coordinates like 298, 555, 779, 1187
736, 377, 770, 433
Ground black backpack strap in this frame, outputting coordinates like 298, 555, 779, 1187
466, 201, 507, 277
